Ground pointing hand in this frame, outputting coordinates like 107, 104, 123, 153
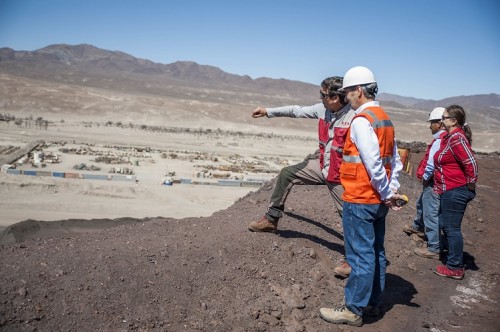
252, 107, 268, 118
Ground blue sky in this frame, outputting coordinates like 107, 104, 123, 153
0, 0, 499, 100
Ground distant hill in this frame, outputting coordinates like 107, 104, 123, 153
413, 94, 500, 123
2, 44, 499, 110
378, 93, 427, 107
0, 44, 319, 105
378, 92, 500, 123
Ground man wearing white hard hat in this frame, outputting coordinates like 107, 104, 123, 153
319, 66, 405, 326
403, 107, 446, 259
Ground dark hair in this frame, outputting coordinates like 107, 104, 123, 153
446, 104, 473, 144
321, 76, 347, 106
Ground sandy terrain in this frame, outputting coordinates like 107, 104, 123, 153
0, 118, 317, 230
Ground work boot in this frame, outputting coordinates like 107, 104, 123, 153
403, 224, 425, 237
248, 216, 278, 233
319, 305, 362, 327
414, 247, 440, 260
434, 265, 464, 280
334, 261, 351, 278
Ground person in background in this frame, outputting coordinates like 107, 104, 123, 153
403, 107, 446, 259
247, 76, 355, 278
319, 66, 405, 327
433, 105, 478, 280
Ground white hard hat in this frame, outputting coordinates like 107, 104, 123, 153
341, 66, 376, 90
428, 107, 445, 122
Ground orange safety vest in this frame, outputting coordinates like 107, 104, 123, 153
340, 106, 395, 204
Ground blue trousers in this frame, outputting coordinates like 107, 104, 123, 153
439, 185, 475, 269
412, 182, 440, 252
343, 202, 389, 316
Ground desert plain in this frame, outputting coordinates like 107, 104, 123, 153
0, 106, 319, 231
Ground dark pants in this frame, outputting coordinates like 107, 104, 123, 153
439, 185, 476, 269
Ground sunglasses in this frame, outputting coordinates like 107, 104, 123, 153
320, 91, 339, 99
320, 91, 330, 99
441, 116, 454, 120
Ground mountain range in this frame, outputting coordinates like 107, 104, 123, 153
0, 44, 319, 105
1, 44, 499, 109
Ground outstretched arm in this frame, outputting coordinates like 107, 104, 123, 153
253, 104, 323, 119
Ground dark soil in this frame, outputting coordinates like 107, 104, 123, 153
1, 155, 499, 331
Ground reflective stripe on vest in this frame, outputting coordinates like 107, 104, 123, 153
362, 109, 394, 129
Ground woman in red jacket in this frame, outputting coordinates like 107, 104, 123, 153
433, 105, 478, 280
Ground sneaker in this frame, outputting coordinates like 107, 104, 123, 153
334, 261, 351, 278
434, 265, 464, 280
363, 304, 380, 317
319, 305, 362, 326
414, 247, 440, 260
248, 216, 278, 233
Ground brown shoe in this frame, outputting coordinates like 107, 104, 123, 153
248, 216, 278, 233
403, 224, 425, 237
334, 261, 351, 278
414, 247, 440, 260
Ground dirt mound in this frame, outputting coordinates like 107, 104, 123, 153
1, 169, 499, 331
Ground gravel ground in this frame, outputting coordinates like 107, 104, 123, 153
1, 156, 499, 331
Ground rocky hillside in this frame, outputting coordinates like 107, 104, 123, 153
1, 160, 499, 331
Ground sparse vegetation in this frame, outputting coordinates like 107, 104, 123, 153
79, 120, 316, 142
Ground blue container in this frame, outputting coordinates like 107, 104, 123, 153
6, 169, 21, 175
52, 172, 65, 178
22, 170, 37, 176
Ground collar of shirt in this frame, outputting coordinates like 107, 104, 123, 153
329, 103, 351, 118
355, 100, 379, 114
433, 129, 446, 139
444, 127, 465, 139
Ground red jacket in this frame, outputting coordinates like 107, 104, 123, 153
433, 128, 478, 194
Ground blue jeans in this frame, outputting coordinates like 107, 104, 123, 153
412, 183, 440, 253
439, 185, 476, 269
342, 202, 389, 316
